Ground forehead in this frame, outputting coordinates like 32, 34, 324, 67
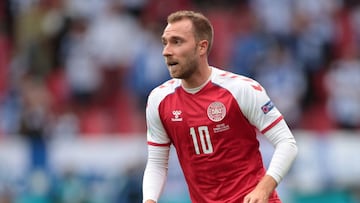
162, 19, 194, 40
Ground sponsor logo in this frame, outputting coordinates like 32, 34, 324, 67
207, 102, 226, 122
261, 100, 274, 114
171, 110, 183, 121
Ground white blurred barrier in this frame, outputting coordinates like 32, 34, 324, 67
0, 130, 359, 192
0, 135, 148, 180
48, 135, 148, 176
288, 130, 360, 192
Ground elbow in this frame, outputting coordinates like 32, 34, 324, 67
291, 142, 298, 159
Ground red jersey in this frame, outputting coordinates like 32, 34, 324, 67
146, 67, 282, 202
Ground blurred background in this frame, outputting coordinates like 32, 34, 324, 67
0, 0, 360, 202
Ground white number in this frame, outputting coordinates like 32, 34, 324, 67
190, 126, 213, 155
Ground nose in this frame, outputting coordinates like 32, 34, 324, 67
162, 44, 172, 57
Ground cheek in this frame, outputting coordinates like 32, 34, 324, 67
181, 47, 198, 58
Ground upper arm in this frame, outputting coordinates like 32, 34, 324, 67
146, 91, 171, 145
236, 77, 283, 133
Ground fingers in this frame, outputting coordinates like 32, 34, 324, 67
243, 196, 267, 203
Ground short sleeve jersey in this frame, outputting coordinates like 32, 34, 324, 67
146, 67, 282, 203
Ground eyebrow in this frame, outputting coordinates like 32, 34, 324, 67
161, 35, 184, 42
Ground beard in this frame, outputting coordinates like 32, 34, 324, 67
168, 47, 199, 79
169, 57, 198, 79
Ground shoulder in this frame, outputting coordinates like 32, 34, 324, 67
211, 67, 262, 93
148, 78, 181, 105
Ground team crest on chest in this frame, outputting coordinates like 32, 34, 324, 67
207, 102, 226, 122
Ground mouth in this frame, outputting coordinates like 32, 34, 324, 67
166, 60, 179, 67
167, 62, 179, 67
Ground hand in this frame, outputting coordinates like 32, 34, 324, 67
243, 188, 269, 203
243, 175, 277, 203
144, 200, 156, 203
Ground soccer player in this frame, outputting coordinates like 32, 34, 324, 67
142, 10, 298, 203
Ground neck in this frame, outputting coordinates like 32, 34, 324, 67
181, 65, 212, 89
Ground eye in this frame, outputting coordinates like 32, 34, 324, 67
161, 39, 167, 46
174, 39, 182, 45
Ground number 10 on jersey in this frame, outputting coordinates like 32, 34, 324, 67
190, 126, 214, 155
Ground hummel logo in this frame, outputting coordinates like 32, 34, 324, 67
171, 110, 183, 121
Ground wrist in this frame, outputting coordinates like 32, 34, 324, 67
256, 175, 278, 195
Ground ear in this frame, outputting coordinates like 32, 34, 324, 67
198, 40, 209, 56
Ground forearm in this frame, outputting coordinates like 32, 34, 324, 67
143, 145, 170, 203
264, 120, 298, 183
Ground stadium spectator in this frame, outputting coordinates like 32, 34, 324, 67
324, 45, 360, 129
254, 41, 307, 129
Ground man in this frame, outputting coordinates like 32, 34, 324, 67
142, 10, 298, 203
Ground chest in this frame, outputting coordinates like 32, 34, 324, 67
158, 85, 257, 158
160, 86, 235, 127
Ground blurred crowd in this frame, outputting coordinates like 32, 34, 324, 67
1, 0, 360, 140
0, 0, 360, 202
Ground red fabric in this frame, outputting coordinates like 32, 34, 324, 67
157, 82, 280, 202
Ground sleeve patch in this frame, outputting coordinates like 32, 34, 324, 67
261, 100, 275, 114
